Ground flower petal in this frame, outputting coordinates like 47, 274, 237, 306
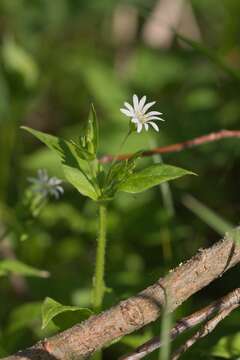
136, 122, 143, 133
131, 117, 139, 123
142, 101, 155, 114
149, 121, 159, 132
145, 111, 162, 117
124, 102, 135, 114
138, 96, 146, 111
120, 108, 132, 117
133, 94, 139, 111
144, 123, 149, 131
147, 116, 165, 121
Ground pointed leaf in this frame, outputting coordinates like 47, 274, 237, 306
21, 126, 83, 167
118, 164, 195, 194
41, 297, 92, 329
0, 259, 49, 278
22, 127, 99, 200
63, 165, 98, 200
86, 104, 99, 155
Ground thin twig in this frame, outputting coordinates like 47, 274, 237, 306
171, 302, 240, 360
100, 129, 240, 163
120, 288, 240, 360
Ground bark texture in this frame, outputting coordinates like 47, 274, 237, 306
2, 229, 240, 360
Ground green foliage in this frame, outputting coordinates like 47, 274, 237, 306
183, 195, 233, 235
41, 297, 92, 330
0, 0, 240, 358
0, 259, 49, 278
23, 119, 193, 202
119, 164, 195, 194
7, 302, 42, 334
211, 332, 240, 358
22, 126, 100, 200
2, 35, 39, 88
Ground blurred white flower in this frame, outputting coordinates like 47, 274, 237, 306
28, 169, 64, 199
120, 94, 164, 133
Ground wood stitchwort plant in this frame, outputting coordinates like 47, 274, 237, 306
21, 96, 195, 353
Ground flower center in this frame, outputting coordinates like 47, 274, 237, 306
136, 111, 147, 124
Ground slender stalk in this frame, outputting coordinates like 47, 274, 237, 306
93, 203, 107, 312
159, 300, 172, 360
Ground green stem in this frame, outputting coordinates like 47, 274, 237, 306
93, 203, 107, 312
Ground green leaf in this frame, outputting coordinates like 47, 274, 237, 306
41, 297, 92, 330
22, 126, 99, 200
211, 332, 240, 358
0, 259, 49, 278
80, 104, 99, 156
102, 151, 142, 199
63, 165, 98, 200
118, 164, 195, 194
21, 126, 82, 167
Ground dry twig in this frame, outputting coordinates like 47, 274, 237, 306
100, 129, 240, 163
171, 302, 240, 360
120, 288, 240, 360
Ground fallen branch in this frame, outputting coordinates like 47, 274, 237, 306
120, 287, 240, 360
2, 228, 240, 360
171, 302, 240, 360
100, 129, 240, 163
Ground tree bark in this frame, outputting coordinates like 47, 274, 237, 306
2, 229, 240, 360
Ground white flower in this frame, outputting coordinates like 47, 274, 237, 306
28, 169, 64, 199
120, 94, 164, 133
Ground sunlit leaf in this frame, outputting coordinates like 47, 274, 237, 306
63, 165, 98, 200
41, 297, 92, 330
21, 126, 81, 167
22, 127, 99, 200
118, 164, 195, 194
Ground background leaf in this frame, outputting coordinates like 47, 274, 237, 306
0, 259, 49, 278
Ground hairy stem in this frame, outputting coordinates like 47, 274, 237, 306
93, 204, 107, 312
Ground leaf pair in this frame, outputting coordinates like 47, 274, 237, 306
22, 105, 100, 201
22, 105, 195, 202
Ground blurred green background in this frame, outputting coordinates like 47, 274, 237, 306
1, 0, 240, 359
